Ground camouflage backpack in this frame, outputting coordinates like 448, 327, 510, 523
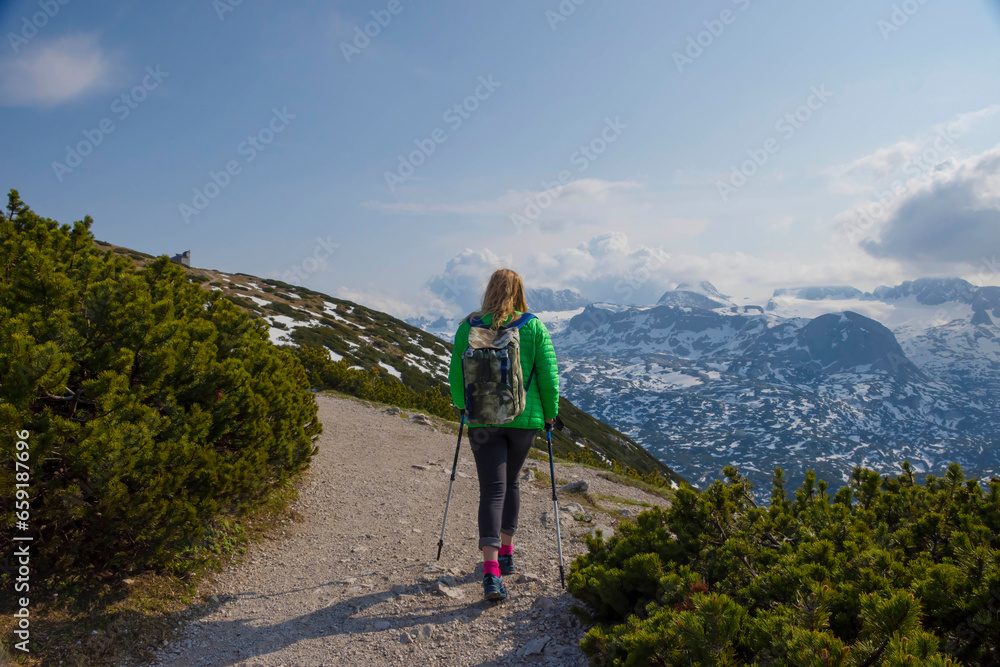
461, 313, 536, 425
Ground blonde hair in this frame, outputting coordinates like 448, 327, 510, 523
473, 269, 528, 330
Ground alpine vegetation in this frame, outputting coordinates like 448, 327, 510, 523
0, 190, 321, 577
569, 463, 1000, 665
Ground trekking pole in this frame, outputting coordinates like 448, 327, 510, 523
437, 414, 465, 561
546, 422, 566, 589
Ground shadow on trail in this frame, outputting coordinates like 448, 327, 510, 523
189, 586, 497, 666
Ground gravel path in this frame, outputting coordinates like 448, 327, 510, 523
147, 394, 671, 666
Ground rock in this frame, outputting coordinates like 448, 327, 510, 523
415, 624, 434, 640
531, 597, 555, 614
558, 480, 588, 493
590, 524, 615, 540
540, 511, 572, 527
520, 468, 536, 482
210, 595, 219, 604
562, 502, 586, 514
516, 573, 541, 584
351, 545, 369, 553
520, 635, 551, 656
620, 508, 634, 517
432, 581, 464, 599
386, 407, 401, 415
391, 584, 407, 595
373, 620, 391, 631
400, 632, 413, 644
122, 578, 135, 585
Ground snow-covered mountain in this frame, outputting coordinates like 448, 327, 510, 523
526, 286, 590, 312
553, 278, 1000, 494
657, 281, 735, 310
403, 315, 456, 342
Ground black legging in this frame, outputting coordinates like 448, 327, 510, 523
467, 426, 538, 549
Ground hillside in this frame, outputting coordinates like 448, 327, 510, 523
92, 239, 683, 486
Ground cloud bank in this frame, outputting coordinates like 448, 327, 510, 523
858, 146, 1000, 266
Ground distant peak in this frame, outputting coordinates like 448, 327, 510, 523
673, 281, 727, 298
871, 277, 978, 306
657, 280, 732, 309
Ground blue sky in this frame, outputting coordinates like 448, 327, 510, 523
2, 0, 1000, 318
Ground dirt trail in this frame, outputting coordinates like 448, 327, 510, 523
148, 394, 671, 666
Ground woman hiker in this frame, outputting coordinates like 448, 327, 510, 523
448, 268, 560, 601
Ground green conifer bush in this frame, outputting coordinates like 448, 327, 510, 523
569, 463, 1000, 665
0, 190, 321, 577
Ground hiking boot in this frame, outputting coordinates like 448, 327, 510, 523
498, 554, 516, 576
482, 573, 507, 601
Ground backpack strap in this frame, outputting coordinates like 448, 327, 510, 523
507, 313, 536, 330
467, 313, 536, 330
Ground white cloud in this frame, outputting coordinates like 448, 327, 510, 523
825, 105, 1000, 197
0, 34, 115, 107
341, 229, 912, 322
424, 247, 513, 315
842, 144, 1000, 268
423, 232, 906, 310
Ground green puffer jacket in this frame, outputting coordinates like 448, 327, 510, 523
448, 311, 559, 430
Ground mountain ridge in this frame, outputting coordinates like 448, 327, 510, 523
552, 277, 1000, 492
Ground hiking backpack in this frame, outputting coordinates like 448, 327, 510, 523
461, 313, 536, 425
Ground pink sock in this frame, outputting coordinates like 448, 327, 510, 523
483, 560, 500, 577
499, 545, 513, 557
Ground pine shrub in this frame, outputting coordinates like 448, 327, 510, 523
569, 462, 1000, 665
0, 190, 321, 578
293, 345, 454, 419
